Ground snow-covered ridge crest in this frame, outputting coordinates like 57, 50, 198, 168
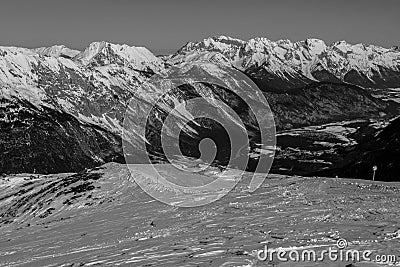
33, 45, 80, 58
0, 45, 75, 89
172, 35, 400, 84
0, 41, 165, 133
74, 41, 163, 72
1, 36, 400, 135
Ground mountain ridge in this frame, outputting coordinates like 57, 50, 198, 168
171, 35, 400, 89
1, 37, 400, 175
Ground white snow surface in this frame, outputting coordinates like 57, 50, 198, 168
170, 36, 400, 81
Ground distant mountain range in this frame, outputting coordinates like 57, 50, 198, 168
1, 37, 400, 176
171, 36, 400, 90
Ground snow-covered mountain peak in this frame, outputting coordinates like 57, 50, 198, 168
178, 36, 245, 54
33, 45, 80, 58
391, 46, 400, 51
301, 38, 327, 52
0, 40, 166, 134
204, 35, 245, 45
331, 40, 352, 49
245, 37, 274, 52
75, 41, 163, 71
0, 46, 36, 56
0, 45, 62, 89
275, 39, 293, 46
170, 36, 400, 87
74, 41, 108, 63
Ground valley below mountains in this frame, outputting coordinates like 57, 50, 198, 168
1, 36, 400, 267
1, 36, 400, 180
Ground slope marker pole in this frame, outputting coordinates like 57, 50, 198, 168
372, 165, 377, 184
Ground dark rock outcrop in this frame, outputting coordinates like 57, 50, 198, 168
0, 97, 124, 174
314, 116, 400, 181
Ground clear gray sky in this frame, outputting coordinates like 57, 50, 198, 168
0, 0, 398, 55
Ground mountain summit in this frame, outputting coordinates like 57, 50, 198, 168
171, 36, 400, 89
1, 37, 399, 174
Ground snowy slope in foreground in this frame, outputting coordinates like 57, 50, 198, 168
0, 163, 399, 266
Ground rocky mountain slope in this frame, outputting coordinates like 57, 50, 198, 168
0, 42, 163, 132
0, 42, 164, 173
264, 82, 398, 130
1, 37, 399, 175
0, 97, 124, 174
122, 62, 397, 174
315, 116, 400, 181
